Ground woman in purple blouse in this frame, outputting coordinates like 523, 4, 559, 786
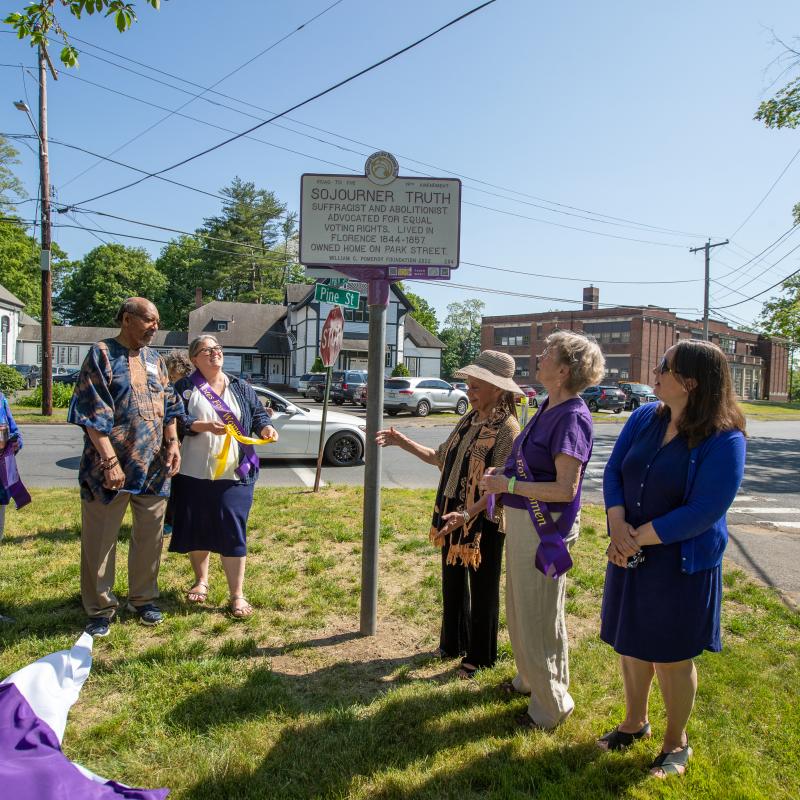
480, 331, 605, 730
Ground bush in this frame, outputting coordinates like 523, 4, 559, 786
310, 356, 325, 373
0, 364, 25, 396
391, 363, 410, 377
16, 382, 75, 408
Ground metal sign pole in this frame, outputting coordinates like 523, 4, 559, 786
313, 365, 333, 492
360, 278, 389, 636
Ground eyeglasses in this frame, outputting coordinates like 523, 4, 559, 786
198, 346, 223, 357
657, 356, 676, 375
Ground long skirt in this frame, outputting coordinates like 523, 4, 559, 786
168, 474, 254, 558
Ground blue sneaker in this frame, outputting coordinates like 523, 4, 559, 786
126, 602, 164, 626
163, 523, 173, 536
85, 617, 111, 637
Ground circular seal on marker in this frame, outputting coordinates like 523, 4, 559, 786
365, 151, 398, 185
182, 389, 193, 400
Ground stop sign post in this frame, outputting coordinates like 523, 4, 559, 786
314, 306, 345, 491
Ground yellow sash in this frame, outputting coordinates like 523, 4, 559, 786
213, 424, 276, 479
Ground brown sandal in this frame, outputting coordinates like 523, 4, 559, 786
228, 595, 254, 619
185, 581, 209, 604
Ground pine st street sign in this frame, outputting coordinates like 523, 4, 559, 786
300, 164, 461, 271
314, 282, 361, 310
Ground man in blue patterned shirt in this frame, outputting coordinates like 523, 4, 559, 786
69, 298, 182, 637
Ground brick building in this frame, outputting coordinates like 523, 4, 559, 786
481, 287, 789, 401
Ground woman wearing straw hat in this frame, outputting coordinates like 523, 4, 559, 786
377, 351, 522, 678
480, 331, 604, 729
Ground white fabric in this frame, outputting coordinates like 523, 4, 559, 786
179, 379, 242, 480
1, 632, 93, 744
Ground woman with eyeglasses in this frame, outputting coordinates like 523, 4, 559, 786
168, 335, 278, 618
598, 340, 746, 779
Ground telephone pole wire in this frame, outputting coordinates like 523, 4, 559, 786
690, 238, 729, 341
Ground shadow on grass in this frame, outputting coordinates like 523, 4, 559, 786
170, 664, 647, 800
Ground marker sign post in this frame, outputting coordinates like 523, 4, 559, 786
314, 305, 344, 492
300, 152, 461, 636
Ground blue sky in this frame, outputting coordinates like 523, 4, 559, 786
1, 0, 799, 331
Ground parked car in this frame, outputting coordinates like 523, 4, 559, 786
298, 372, 326, 397
330, 370, 368, 405
53, 369, 81, 385
618, 382, 658, 410
384, 377, 469, 417
252, 386, 366, 466
353, 384, 368, 408
12, 364, 40, 388
451, 381, 468, 393
519, 384, 548, 408
580, 385, 626, 413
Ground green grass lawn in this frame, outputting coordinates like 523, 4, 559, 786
0, 488, 798, 799
9, 405, 69, 424
738, 400, 800, 421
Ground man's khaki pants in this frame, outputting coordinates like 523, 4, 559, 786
80, 492, 167, 619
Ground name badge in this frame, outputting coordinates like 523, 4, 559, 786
146, 361, 159, 377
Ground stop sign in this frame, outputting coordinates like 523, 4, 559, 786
320, 305, 344, 367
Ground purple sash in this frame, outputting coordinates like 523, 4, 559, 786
506, 403, 578, 579
190, 372, 259, 480
0, 443, 31, 509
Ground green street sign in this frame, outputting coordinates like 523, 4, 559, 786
314, 282, 361, 310
327, 278, 349, 287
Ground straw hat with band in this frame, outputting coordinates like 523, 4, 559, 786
454, 350, 525, 396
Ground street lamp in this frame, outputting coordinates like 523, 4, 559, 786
14, 74, 53, 416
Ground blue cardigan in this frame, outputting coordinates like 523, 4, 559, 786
0, 393, 22, 506
603, 402, 746, 573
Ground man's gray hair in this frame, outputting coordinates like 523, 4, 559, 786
115, 298, 141, 324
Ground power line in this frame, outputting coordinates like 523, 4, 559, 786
70, 1, 500, 207
58, 0, 348, 190
712, 242, 800, 309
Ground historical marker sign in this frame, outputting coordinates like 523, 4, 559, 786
314, 282, 361, 310
319, 305, 344, 367
300, 173, 461, 269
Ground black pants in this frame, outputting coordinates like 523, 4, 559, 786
439, 519, 504, 668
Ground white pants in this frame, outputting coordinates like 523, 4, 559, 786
505, 505, 579, 729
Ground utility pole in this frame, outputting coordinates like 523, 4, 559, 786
38, 44, 54, 416
690, 238, 728, 341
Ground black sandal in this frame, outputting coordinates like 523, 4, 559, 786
597, 722, 651, 751
650, 742, 692, 777
457, 663, 478, 680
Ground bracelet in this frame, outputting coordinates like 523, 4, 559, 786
99, 457, 119, 472
507, 476, 517, 494
164, 437, 179, 445
461, 509, 470, 524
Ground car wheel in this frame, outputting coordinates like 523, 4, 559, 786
614, 407, 623, 414
588, 400, 599, 412
333, 399, 344, 406
324, 431, 363, 466
386, 410, 398, 416
415, 399, 431, 417
455, 398, 468, 415
530, 398, 538, 408
630, 399, 639, 410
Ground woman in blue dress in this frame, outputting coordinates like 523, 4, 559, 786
598, 340, 746, 779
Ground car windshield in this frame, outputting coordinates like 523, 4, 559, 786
385, 380, 411, 389
629, 384, 653, 392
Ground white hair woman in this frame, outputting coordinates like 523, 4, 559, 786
480, 331, 605, 729
168, 335, 277, 618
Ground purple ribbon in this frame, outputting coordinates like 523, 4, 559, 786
190, 372, 259, 480
506, 400, 576, 579
0, 442, 31, 509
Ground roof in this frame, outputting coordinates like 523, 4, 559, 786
404, 315, 445, 349
0, 284, 24, 308
188, 301, 290, 354
18, 325, 187, 347
285, 284, 314, 305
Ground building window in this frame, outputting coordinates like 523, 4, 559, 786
536, 323, 542, 340
344, 297, 369, 323
385, 349, 393, 368
514, 357, 530, 377
216, 321, 228, 332
493, 327, 530, 347
0, 316, 8, 364
404, 356, 420, 376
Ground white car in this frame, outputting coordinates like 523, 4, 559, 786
252, 386, 366, 466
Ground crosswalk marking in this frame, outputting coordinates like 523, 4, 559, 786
730, 507, 797, 514
757, 520, 800, 529
293, 467, 324, 488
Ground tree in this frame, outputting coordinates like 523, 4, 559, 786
200, 177, 301, 305
404, 290, 439, 335
755, 37, 800, 224
154, 235, 212, 330
0, 136, 26, 212
0, 215, 71, 319
439, 298, 484, 378
4, 1, 160, 70
391, 362, 410, 377
0, 364, 25, 396
56, 243, 165, 325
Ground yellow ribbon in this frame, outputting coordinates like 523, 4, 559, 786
213, 424, 276, 480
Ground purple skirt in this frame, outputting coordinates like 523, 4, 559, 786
168, 474, 254, 557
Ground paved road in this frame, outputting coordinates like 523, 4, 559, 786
14, 411, 800, 605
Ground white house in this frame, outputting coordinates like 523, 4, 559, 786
285, 282, 445, 384
0, 284, 25, 365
